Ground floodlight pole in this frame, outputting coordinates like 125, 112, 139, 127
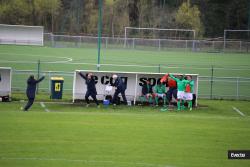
97, 0, 103, 71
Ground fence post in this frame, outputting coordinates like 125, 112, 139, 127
105, 37, 108, 49
210, 65, 214, 99
51, 33, 55, 47
240, 41, 242, 52
133, 38, 135, 49
158, 39, 161, 51
236, 77, 239, 100
185, 40, 188, 51
48, 71, 51, 94
79, 36, 81, 48
36, 59, 41, 94
158, 64, 161, 73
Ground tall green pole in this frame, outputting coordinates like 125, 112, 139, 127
247, 1, 250, 52
97, 0, 103, 71
248, 0, 250, 30
36, 59, 41, 94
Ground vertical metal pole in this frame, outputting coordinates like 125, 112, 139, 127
248, 0, 250, 30
210, 65, 214, 99
36, 59, 41, 94
158, 64, 161, 73
248, 1, 250, 52
133, 74, 138, 105
158, 39, 161, 51
105, 37, 108, 49
97, 0, 103, 71
240, 41, 242, 52
223, 30, 226, 52
48, 71, 51, 94
51, 33, 55, 47
185, 40, 188, 51
124, 27, 127, 48
236, 77, 239, 100
192, 30, 196, 51
133, 38, 135, 49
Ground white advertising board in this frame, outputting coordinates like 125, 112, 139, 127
73, 70, 198, 105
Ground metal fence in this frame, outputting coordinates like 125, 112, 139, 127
44, 33, 250, 52
12, 69, 250, 100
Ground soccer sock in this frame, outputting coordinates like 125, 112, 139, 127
163, 96, 166, 106
140, 96, 145, 103
181, 100, 185, 109
155, 96, 159, 105
149, 96, 153, 104
177, 100, 181, 110
189, 101, 192, 110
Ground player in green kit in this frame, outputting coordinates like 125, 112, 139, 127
169, 74, 186, 111
154, 82, 167, 106
184, 75, 194, 111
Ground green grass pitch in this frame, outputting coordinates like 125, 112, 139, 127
0, 45, 250, 166
0, 100, 250, 167
0, 45, 249, 76
0, 45, 250, 98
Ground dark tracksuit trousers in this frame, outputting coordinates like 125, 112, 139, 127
112, 88, 127, 105
24, 76, 45, 111
85, 90, 99, 105
79, 73, 99, 105
112, 77, 127, 105
24, 98, 35, 111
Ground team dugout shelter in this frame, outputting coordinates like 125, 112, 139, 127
73, 70, 199, 106
0, 67, 12, 101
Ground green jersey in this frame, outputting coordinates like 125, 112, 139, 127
169, 74, 186, 91
185, 80, 194, 93
155, 84, 166, 94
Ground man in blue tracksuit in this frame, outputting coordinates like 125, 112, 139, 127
22, 75, 45, 111
112, 74, 127, 105
78, 72, 99, 107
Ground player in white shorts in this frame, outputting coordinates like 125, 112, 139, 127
177, 91, 185, 100
184, 75, 194, 111
184, 92, 193, 101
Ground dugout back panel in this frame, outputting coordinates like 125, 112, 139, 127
73, 70, 199, 105
0, 67, 12, 97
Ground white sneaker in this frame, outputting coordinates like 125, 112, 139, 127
86, 104, 90, 107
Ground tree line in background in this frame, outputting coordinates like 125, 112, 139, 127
0, 0, 249, 38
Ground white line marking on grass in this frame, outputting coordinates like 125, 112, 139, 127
232, 106, 245, 117
0, 157, 175, 167
40, 102, 50, 112
0, 53, 73, 63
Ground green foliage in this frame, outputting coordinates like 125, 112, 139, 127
176, 0, 204, 37
0, 0, 31, 25
0, 0, 61, 31
0, 0, 248, 37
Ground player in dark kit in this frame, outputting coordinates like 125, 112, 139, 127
22, 75, 45, 111
112, 74, 127, 105
78, 72, 99, 107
